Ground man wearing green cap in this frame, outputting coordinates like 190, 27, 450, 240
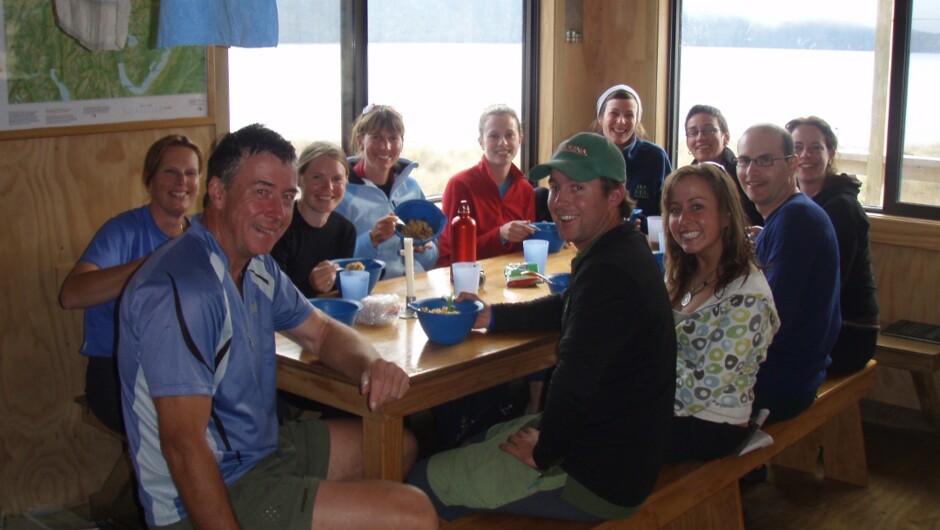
407, 132, 676, 522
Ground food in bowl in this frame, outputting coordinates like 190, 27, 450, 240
409, 297, 484, 345
332, 258, 386, 295
344, 261, 366, 271
401, 219, 434, 240
393, 199, 447, 245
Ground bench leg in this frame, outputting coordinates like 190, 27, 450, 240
88, 449, 135, 520
772, 402, 868, 487
662, 480, 745, 530
911, 371, 940, 429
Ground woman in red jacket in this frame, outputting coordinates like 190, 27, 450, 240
437, 104, 535, 267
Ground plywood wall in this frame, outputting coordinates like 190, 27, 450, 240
538, 0, 668, 161
0, 0, 936, 517
866, 217, 940, 408
0, 126, 216, 515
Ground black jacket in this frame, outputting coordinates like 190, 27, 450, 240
812, 173, 879, 320
492, 223, 676, 507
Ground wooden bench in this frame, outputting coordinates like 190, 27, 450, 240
74, 395, 136, 521
442, 360, 877, 530
874, 333, 940, 428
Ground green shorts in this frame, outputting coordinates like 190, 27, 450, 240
156, 419, 331, 530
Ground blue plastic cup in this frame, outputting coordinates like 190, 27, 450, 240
339, 270, 369, 301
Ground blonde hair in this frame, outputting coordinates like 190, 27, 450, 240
350, 105, 405, 155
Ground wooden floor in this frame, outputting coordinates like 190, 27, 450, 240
743, 400, 940, 530
4, 400, 938, 530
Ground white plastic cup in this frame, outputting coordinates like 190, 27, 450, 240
523, 239, 549, 274
339, 270, 370, 301
452, 261, 481, 295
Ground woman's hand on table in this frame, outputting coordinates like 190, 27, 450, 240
455, 292, 491, 329
360, 358, 410, 411
309, 260, 340, 294
500, 220, 536, 244
499, 427, 540, 469
370, 213, 400, 247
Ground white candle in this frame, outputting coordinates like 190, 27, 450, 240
403, 237, 415, 298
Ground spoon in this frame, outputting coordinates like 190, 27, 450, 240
522, 270, 553, 283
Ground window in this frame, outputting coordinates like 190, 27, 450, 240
673, 0, 940, 219
229, 0, 529, 198
884, 0, 940, 216
229, 0, 342, 146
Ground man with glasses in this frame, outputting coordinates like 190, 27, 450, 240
736, 123, 841, 424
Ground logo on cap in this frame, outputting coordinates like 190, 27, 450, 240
563, 144, 587, 157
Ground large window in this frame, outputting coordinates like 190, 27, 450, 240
229, 0, 527, 197
674, 0, 940, 218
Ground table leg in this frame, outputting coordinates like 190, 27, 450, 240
362, 414, 405, 481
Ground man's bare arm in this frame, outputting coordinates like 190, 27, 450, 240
155, 395, 242, 530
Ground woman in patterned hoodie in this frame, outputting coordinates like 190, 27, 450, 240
661, 162, 780, 462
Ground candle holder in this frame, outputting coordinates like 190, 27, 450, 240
400, 295, 417, 319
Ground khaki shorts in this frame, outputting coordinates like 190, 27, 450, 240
156, 419, 331, 530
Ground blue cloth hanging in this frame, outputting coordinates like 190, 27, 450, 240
157, 0, 278, 48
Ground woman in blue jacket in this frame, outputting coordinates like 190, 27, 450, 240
336, 104, 439, 278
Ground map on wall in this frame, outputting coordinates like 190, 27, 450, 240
0, 0, 207, 133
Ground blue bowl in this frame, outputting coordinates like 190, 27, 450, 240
309, 298, 363, 327
652, 251, 665, 275
527, 222, 565, 253
394, 199, 447, 246
333, 258, 386, 295
547, 272, 570, 294
409, 298, 484, 345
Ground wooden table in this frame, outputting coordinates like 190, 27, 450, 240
276, 246, 576, 480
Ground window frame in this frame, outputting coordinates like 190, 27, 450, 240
336, 0, 538, 200
669, 0, 940, 221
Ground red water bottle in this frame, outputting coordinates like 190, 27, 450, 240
452, 200, 477, 265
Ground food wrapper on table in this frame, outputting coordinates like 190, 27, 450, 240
357, 294, 401, 326
504, 262, 540, 288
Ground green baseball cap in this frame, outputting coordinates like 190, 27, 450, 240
527, 132, 626, 184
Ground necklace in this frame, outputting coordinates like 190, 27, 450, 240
680, 270, 717, 308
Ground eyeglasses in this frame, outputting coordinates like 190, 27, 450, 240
735, 155, 794, 168
685, 126, 720, 138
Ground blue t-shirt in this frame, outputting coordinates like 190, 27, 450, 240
755, 193, 841, 396
77, 206, 173, 358
118, 219, 312, 526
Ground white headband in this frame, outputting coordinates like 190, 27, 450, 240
595, 84, 642, 121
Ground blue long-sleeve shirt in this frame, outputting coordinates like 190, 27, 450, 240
755, 193, 841, 396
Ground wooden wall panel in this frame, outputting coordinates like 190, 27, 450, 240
538, 0, 667, 161
0, 126, 215, 515
865, 232, 940, 409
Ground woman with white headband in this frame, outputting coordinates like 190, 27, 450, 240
593, 84, 672, 231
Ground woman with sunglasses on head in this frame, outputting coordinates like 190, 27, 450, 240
661, 163, 779, 461
593, 84, 672, 232
58, 135, 203, 434
684, 104, 762, 227
336, 104, 439, 278
786, 116, 879, 375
